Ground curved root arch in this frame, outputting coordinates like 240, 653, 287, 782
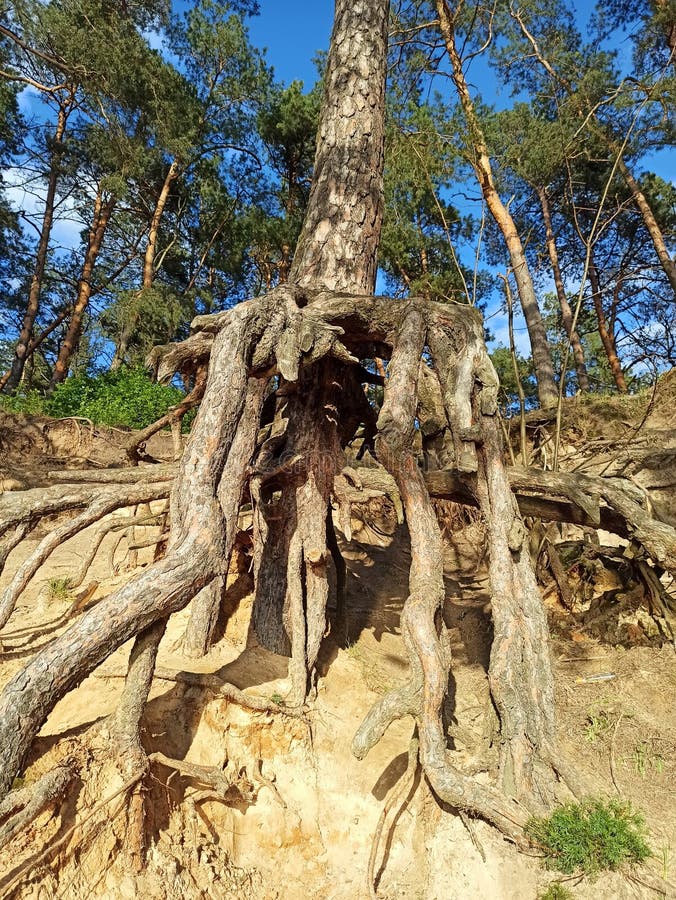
0, 286, 566, 844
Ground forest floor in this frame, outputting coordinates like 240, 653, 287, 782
0, 378, 674, 899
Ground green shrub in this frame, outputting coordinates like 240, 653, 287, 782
526, 799, 651, 876
2, 367, 189, 430
539, 885, 574, 900
47, 367, 186, 430
0, 389, 48, 416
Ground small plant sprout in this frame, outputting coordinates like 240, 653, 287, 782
526, 798, 651, 876
47, 577, 74, 604
631, 740, 665, 778
583, 707, 613, 744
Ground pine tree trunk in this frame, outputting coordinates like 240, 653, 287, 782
589, 256, 627, 392
4, 104, 69, 393
435, 0, 559, 409
0, 0, 571, 840
537, 186, 590, 391
49, 186, 116, 388
616, 157, 676, 298
110, 160, 179, 370
248, 0, 389, 688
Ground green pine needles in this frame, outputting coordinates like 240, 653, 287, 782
526, 799, 651, 876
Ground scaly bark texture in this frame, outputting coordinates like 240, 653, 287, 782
181, 377, 267, 657
50, 184, 116, 387
0, 296, 270, 795
289, 0, 388, 293
248, 0, 389, 689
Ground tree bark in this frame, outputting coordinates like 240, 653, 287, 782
49, 185, 116, 388
616, 156, 676, 298
0, 296, 269, 796
289, 0, 387, 294
588, 256, 628, 392
435, 0, 559, 409
181, 377, 267, 657
537, 185, 590, 391
249, 0, 390, 692
4, 102, 70, 393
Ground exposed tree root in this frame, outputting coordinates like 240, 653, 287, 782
126, 368, 207, 464
181, 377, 267, 657
0, 761, 76, 851
0, 769, 145, 899
149, 751, 255, 806
110, 618, 167, 871
69, 506, 168, 589
0, 286, 666, 831
0, 483, 173, 631
367, 730, 419, 899
96, 666, 308, 718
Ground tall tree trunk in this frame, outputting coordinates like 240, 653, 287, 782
110, 160, 179, 370
289, 0, 386, 295
537, 185, 590, 391
4, 103, 69, 393
248, 0, 389, 692
616, 157, 676, 297
435, 0, 559, 409
49, 187, 116, 388
588, 256, 627, 393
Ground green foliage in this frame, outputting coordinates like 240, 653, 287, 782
490, 345, 538, 411
47, 367, 185, 429
0, 389, 49, 416
47, 577, 74, 604
538, 885, 574, 900
526, 799, 651, 875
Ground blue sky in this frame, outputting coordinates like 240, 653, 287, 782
6, 1, 674, 359
247, 2, 333, 87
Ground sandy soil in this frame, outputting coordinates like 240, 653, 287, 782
0, 394, 674, 899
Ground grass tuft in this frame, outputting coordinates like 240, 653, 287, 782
538, 885, 575, 900
526, 798, 651, 876
47, 576, 73, 603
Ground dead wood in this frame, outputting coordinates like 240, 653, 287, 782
0, 480, 171, 542
424, 467, 676, 575
46, 465, 176, 484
